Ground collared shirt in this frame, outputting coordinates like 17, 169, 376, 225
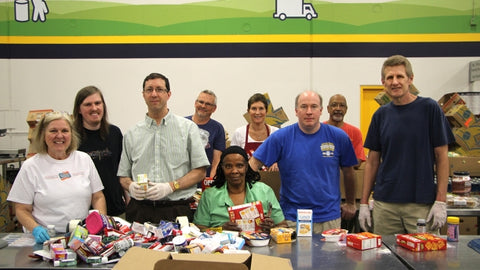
193, 181, 284, 228
118, 111, 209, 201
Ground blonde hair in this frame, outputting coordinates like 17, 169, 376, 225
32, 111, 79, 155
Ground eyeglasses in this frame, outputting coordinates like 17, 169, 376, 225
144, 87, 168, 94
196, 100, 216, 107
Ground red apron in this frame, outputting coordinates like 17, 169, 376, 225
244, 124, 270, 159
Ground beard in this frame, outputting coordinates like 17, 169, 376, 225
332, 113, 344, 122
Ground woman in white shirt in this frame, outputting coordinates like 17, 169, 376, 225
8, 111, 106, 243
231, 93, 279, 171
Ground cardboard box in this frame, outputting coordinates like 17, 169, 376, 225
340, 168, 363, 199
438, 93, 466, 114
26, 109, 53, 127
113, 247, 293, 270
448, 156, 480, 177
440, 216, 478, 235
446, 104, 477, 128
452, 127, 480, 156
259, 171, 281, 201
396, 233, 447, 252
374, 92, 391, 106
346, 232, 382, 250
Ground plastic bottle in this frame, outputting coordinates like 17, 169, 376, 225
47, 225, 56, 237
416, 218, 426, 233
447, 216, 459, 242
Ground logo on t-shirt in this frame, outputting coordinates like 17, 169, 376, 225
321, 142, 335, 157
58, 171, 71, 181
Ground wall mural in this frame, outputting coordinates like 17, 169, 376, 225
1, 0, 479, 58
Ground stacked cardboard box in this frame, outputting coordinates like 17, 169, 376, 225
26, 109, 53, 157
439, 93, 480, 157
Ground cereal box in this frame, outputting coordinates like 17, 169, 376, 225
296, 209, 313, 237
396, 233, 447, 252
346, 232, 382, 250
228, 201, 264, 232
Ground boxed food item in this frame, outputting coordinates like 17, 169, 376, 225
137, 174, 149, 191
270, 227, 296, 244
396, 233, 447, 252
228, 201, 264, 232
296, 209, 312, 237
113, 247, 293, 270
346, 232, 382, 250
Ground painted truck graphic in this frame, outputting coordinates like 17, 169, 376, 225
273, 0, 318, 21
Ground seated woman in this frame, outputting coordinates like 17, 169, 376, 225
7, 111, 106, 244
193, 146, 286, 232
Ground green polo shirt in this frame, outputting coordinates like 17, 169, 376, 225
193, 181, 284, 228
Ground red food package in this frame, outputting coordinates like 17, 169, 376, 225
396, 233, 447, 252
228, 201, 264, 232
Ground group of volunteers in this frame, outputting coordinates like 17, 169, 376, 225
7, 54, 454, 245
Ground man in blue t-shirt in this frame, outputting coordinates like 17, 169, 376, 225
358, 55, 455, 235
186, 90, 226, 178
249, 90, 358, 234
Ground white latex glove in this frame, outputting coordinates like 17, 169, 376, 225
146, 182, 173, 201
358, 204, 372, 232
128, 182, 146, 200
426, 201, 447, 230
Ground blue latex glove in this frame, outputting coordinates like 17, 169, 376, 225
32, 225, 50, 244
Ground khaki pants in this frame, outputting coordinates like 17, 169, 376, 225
286, 218, 341, 234
372, 200, 438, 235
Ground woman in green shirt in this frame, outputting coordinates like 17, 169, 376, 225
194, 146, 287, 232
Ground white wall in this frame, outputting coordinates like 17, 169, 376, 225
1, 57, 479, 151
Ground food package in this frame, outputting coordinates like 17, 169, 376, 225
296, 209, 313, 236
396, 233, 447, 252
228, 201, 265, 232
270, 227, 296, 244
346, 232, 382, 250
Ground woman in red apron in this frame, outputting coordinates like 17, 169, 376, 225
231, 93, 279, 171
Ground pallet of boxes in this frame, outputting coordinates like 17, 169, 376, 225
438, 93, 480, 235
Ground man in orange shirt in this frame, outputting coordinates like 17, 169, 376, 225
324, 94, 366, 169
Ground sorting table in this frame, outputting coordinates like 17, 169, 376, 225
0, 233, 407, 270
382, 235, 480, 270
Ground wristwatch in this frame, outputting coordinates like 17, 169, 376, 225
173, 180, 180, 191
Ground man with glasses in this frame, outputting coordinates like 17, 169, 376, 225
186, 90, 226, 179
324, 94, 365, 169
118, 73, 209, 223
249, 90, 358, 233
